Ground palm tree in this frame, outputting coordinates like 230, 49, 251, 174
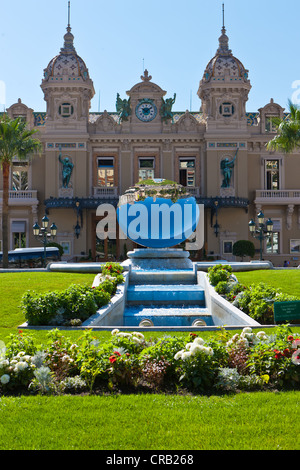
267, 100, 300, 153
0, 115, 42, 268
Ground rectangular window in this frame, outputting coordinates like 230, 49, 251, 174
139, 158, 155, 181
223, 240, 233, 254
266, 232, 279, 254
290, 239, 300, 254
11, 221, 26, 250
97, 158, 114, 187
265, 160, 279, 190
12, 163, 29, 191
265, 116, 278, 133
179, 159, 195, 187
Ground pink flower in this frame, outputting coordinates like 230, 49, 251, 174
292, 339, 300, 349
291, 350, 300, 365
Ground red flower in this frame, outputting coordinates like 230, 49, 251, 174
113, 351, 121, 357
274, 349, 282, 360
283, 348, 291, 357
287, 335, 294, 342
109, 355, 117, 363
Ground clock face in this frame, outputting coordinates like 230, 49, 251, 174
136, 100, 157, 122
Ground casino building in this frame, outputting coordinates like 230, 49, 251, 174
1, 12, 300, 266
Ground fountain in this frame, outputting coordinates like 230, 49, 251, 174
81, 181, 262, 330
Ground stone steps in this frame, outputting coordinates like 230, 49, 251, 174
126, 284, 205, 305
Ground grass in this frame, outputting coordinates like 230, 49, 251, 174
236, 269, 300, 297
0, 272, 95, 328
0, 392, 299, 450
0, 269, 300, 450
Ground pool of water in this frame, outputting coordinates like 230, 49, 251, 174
123, 305, 213, 327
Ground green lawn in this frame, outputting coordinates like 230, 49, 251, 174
0, 392, 298, 450
236, 269, 300, 297
0, 269, 299, 451
0, 272, 95, 328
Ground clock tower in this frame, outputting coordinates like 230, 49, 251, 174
123, 70, 170, 133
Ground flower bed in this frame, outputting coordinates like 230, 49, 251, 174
207, 264, 300, 324
20, 262, 124, 327
0, 325, 299, 396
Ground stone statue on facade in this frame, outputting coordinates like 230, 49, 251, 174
220, 148, 238, 188
160, 93, 176, 123
116, 93, 131, 123
59, 146, 74, 188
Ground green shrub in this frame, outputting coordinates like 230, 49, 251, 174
20, 262, 125, 326
101, 262, 123, 277
215, 281, 231, 295
208, 264, 232, 286
232, 240, 255, 260
22, 283, 110, 326
210, 266, 300, 324
21, 290, 61, 326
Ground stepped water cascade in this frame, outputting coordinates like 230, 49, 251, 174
47, 182, 270, 330
79, 182, 265, 329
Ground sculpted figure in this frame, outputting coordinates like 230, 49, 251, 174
59, 146, 74, 188
116, 93, 131, 123
160, 93, 176, 123
220, 148, 238, 188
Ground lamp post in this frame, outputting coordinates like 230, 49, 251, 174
249, 210, 273, 261
33, 214, 57, 267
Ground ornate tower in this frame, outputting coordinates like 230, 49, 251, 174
198, 17, 251, 133
41, 15, 95, 134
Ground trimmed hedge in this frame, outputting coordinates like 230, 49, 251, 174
208, 264, 300, 324
20, 263, 124, 327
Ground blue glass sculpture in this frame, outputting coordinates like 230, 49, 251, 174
117, 196, 199, 248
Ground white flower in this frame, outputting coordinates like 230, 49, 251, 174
111, 329, 120, 336
243, 333, 255, 342
116, 332, 132, 338
190, 344, 204, 355
193, 337, 205, 345
242, 327, 252, 336
132, 332, 145, 339
181, 351, 192, 360
61, 355, 71, 363
0, 359, 9, 369
231, 334, 240, 343
238, 337, 249, 348
185, 342, 193, 350
16, 351, 25, 357
131, 336, 142, 344
174, 350, 184, 360
0, 374, 10, 385
14, 362, 29, 372
256, 331, 268, 341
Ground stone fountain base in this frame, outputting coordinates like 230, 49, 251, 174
124, 247, 194, 270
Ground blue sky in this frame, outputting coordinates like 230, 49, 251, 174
0, 0, 299, 113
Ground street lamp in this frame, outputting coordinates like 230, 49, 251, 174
249, 210, 273, 261
33, 214, 57, 267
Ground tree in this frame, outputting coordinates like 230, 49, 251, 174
267, 100, 300, 153
233, 240, 255, 261
0, 116, 42, 268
